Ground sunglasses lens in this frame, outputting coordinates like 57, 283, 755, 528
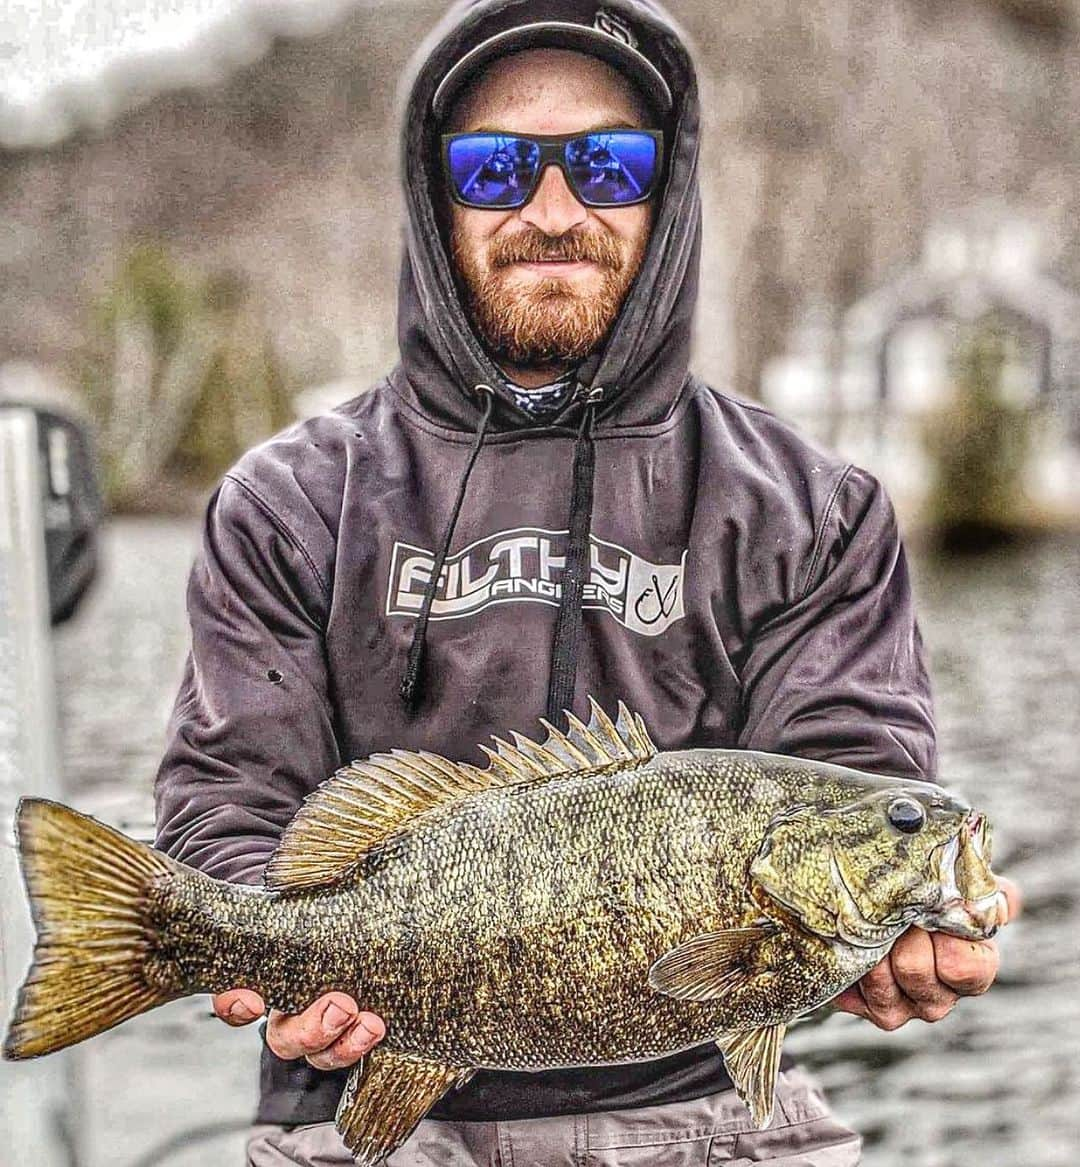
446, 135, 540, 207
566, 131, 659, 206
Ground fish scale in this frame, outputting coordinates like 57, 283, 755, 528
3, 698, 1005, 1166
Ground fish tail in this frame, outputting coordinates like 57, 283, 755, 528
3, 798, 183, 1060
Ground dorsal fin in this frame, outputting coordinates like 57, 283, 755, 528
264, 698, 656, 892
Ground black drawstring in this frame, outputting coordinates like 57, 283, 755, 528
400, 385, 494, 711
545, 389, 601, 728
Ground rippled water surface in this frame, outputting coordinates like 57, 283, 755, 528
787, 536, 1080, 1166
41, 519, 1080, 1166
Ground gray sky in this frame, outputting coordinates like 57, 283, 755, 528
0, 0, 356, 145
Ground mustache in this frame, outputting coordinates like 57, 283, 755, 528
488, 228, 623, 270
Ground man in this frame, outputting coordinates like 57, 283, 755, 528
154, 2, 1015, 1164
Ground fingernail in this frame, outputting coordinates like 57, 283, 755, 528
228, 1001, 254, 1022
357, 1017, 383, 1043
323, 1002, 353, 1031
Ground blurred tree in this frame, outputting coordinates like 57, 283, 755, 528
80, 244, 292, 511
170, 268, 293, 486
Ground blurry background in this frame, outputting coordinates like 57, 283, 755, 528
1, 1, 1079, 1164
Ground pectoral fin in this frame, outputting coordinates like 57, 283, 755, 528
716, 1023, 787, 1128
647, 925, 775, 1001
335, 1048, 474, 1166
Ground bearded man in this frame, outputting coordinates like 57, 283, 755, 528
154, 3, 1014, 1165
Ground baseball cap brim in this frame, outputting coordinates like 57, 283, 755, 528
431, 22, 673, 122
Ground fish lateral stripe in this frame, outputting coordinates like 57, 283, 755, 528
264, 698, 656, 893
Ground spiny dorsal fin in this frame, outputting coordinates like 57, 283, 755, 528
264, 697, 656, 892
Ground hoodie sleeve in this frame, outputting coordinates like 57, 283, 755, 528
736, 465, 937, 780
153, 475, 341, 886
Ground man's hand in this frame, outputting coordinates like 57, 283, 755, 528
835, 876, 1021, 1030
212, 989, 386, 1070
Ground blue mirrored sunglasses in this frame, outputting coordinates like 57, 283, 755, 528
442, 129, 664, 210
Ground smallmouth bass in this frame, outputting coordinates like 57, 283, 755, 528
2, 699, 1006, 1164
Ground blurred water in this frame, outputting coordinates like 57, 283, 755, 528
37, 519, 1080, 1165
787, 535, 1080, 1167
54, 517, 200, 809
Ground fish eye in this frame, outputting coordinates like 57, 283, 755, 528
887, 797, 926, 834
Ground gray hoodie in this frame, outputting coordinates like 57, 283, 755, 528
154, 0, 936, 1128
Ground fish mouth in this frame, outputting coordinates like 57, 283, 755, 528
923, 812, 1007, 940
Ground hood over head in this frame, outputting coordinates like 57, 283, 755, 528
396, 0, 702, 433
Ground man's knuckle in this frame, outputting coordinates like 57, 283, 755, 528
862, 984, 899, 1010
895, 969, 937, 999
917, 999, 955, 1023
863, 963, 893, 988
874, 1011, 907, 1032
889, 951, 915, 978
891, 948, 931, 984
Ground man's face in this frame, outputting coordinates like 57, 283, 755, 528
446, 49, 656, 374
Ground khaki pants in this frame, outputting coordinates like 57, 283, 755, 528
246, 1068, 861, 1166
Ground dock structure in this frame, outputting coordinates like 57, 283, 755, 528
762, 213, 1080, 521
0, 407, 74, 1167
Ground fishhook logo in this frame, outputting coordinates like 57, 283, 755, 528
633, 571, 680, 627
594, 8, 638, 49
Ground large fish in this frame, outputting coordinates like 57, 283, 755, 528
3, 699, 1005, 1164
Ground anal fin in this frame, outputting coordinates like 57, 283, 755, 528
336, 1047, 474, 1165
716, 1023, 787, 1129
